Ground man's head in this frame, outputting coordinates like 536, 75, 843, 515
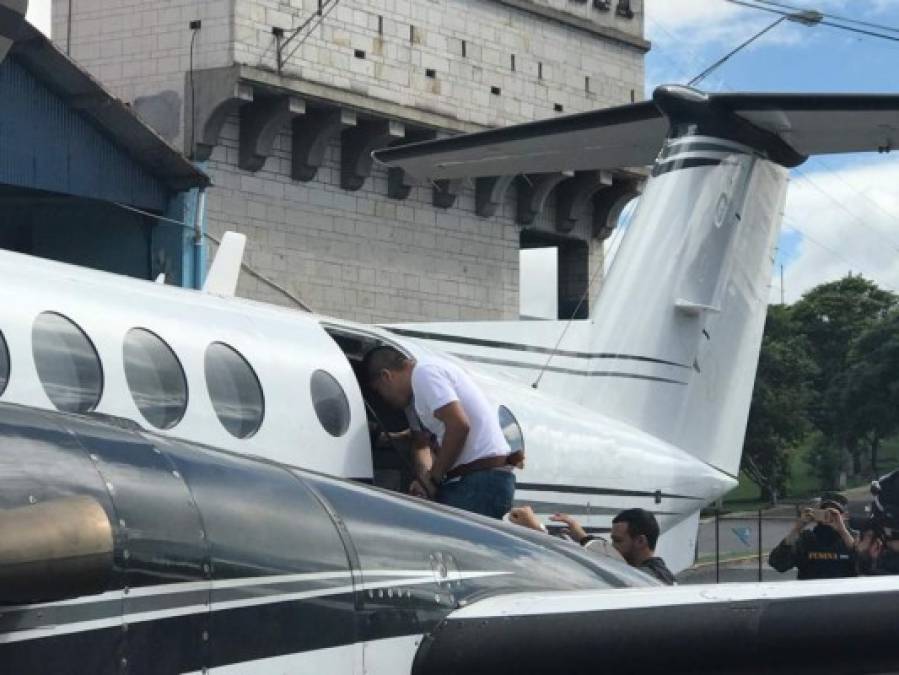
610, 508, 660, 566
362, 346, 414, 409
819, 492, 848, 514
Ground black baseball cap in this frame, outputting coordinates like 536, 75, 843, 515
819, 492, 848, 512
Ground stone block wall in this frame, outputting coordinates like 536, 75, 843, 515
51, 0, 645, 322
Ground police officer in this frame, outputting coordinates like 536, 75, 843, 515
769, 492, 856, 580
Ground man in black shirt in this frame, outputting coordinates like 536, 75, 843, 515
769, 492, 856, 580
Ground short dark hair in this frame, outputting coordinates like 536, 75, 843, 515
362, 346, 409, 383
819, 492, 848, 513
613, 508, 660, 549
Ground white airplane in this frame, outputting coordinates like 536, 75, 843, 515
1, 85, 898, 577
4, 0, 899, 661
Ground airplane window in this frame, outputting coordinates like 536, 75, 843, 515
310, 370, 350, 437
123, 328, 188, 430
32, 312, 103, 414
498, 405, 524, 454
204, 342, 264, 439
0, 330, 8, 396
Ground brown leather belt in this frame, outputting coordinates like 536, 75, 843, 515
445, 450, 524, 480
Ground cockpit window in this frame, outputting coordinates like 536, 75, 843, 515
310, 370, 350, 437
0, 330, 8, 396
32, 312, 103, 414
205, 342, 264, 439
498, 405, 524, 454
123, 328, 188, 430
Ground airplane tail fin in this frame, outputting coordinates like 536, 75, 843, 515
378, 87, 899, 479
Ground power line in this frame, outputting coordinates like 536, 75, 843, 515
748, 0, 899, 35
726, 0, 899, 44
791, 166, 899, 255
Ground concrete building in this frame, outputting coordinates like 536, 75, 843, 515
52, 0, 648, 322
0, 8, 209, 286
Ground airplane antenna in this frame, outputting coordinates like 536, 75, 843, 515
780, 264, 785, 305
531, 223, 627, 390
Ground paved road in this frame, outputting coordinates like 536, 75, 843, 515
696, 515, 795, 560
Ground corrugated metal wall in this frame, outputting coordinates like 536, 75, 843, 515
0, 58, 169, 210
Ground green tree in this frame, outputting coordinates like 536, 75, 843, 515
791, 275, 896, 478
842, 307, 899, 475
742, 305, 816, 501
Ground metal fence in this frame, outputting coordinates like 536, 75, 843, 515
678, 509, 799, 584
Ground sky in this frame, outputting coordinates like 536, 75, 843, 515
25, 0, 899, 310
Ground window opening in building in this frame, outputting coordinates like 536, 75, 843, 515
585, 76, 590, 93
554, 103, 564, 112
461, 39, 467, 57
409, 24, 415, 43
311, 370, 351, 437
538, 62, 543, 80
205, 342, 264, 439
123, 328, 188, 430
511, 54, 516, 72
378, 15, 383, 35
0, 330, 8, 397
32, 312, 103, 414
491, 86, 501, 96
498, 405, 524, 455
425, 68, 436, 78
519, 246, 558, 320
354, 49, 366, 59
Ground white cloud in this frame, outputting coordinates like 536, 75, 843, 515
778, 156, 899, 303
25, 0, 51, 36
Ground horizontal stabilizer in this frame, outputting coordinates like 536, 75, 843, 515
374, 87, 899, 179
374, 101, 667, 180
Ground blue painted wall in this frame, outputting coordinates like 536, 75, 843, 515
0, 58, 170, 211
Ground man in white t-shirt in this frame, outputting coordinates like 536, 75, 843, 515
363, 346, 518, 519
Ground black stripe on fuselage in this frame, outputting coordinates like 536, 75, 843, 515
658, 141, 748, 160
651, 157, 723, 177
384, 328, 690, 368
516, 482, 703, 501
452, 354, 689, 385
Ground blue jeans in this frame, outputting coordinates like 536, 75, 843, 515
437, 469, 515, 519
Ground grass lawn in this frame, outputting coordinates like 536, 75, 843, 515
723, 435, 899, 508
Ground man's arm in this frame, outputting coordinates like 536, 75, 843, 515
769, 513, 813, 573
429, 401, 470, 484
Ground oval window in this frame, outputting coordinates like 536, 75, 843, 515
0, 330, 8, 397
32, 312, 103, 413
310, 370, 350, 437
123, 328, 188, 430
205, 342, 264, 438
498, 405, 524, 454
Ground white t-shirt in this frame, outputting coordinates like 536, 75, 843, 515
410, 355, 510, 470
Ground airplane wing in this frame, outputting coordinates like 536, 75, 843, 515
412, 578, 899, 675
373, 89, 899, 179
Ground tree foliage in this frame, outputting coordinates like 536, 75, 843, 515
790, 276, 896, 477
742, 305, 816, 500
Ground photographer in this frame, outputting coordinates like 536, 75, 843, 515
769, 492, 856, 579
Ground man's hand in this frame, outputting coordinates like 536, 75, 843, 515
550, 513, 588, 542
507, 506, 546, 532
408, 478, 435, 499
822, 507, 856, 549
430, 401, 470, 480
784, 508, 815, 546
